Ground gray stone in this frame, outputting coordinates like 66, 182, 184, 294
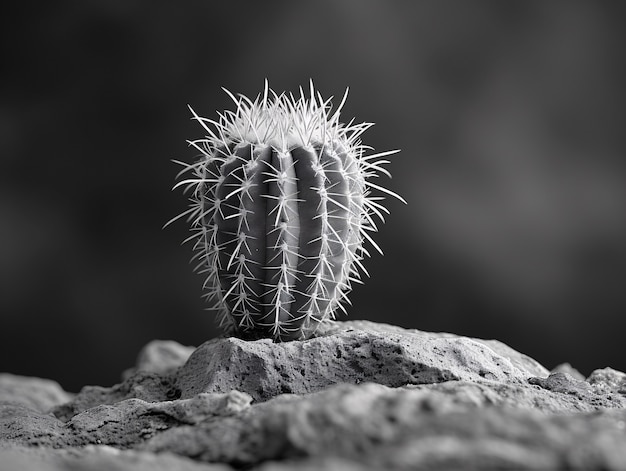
52, 370, 179, 421
316, 320, 550, 378
0, 403, 65, 446
0, 444, 231, 471
528, 372, 625, 411
253, 457, 376, 471
551, 362, 586, 381
2, 390, 251, 449
587, 367, 626, 394
0, 373, 73, 412
140, 382, 626, 469
62, 390, 251, 448
176, 320, 547, 403
2, 320, 626, 470
122, 339, 196, 380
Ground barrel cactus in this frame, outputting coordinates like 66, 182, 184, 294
169, 82, 403, 341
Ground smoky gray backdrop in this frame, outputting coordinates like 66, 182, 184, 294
2, 0, 625, 392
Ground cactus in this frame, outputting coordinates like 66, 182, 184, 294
168, 82, 404, 341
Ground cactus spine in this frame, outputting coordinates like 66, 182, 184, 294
170, 82, 403, 341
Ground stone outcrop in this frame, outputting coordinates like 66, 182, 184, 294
1, 320, 625, 470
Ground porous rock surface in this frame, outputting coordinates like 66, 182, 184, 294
1, 320, 626, 470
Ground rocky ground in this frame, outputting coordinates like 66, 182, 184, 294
1, 320, 625, 470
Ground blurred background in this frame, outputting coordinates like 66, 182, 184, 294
2, 0, 625, 392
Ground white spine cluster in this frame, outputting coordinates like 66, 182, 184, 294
168, 81, 404, 340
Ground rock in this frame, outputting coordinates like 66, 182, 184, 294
0, 373, 73, 412
52, 371, 180, 421
62, 390, 251, 448
140, 382, 626, 469
587, 368, 626, 394
122, 340, 196, 380
0, 403, 65, 446
551, 362, 586, 381
0, 444, 230, 471
253, 457, 376, 471
176, 320, 547, 402
1, 320, 626, 470
316, 320, 550, 378
528, 372, 625, 411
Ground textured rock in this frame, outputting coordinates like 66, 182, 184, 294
122, 339, 196, 380
0, 403, 65, 446
0, 373, 73, 412
587, 367, 626, 394
0, 444, 230, 471
176, 320, 548, 402
551, 362, 587, 381
52, 371, 179, 421
63, 390, 250, 448
2, 320, 626, 470
1, 390, 250, 449
140, 382, 626, 468
318, 320, 550, 378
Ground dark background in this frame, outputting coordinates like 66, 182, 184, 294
2, 1, 625, 392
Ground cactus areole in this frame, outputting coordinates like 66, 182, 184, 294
169, 82, 404, 341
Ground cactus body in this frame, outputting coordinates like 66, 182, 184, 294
170, 82, 403, 341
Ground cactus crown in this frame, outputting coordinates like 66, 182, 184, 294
168, 81, 404, 341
